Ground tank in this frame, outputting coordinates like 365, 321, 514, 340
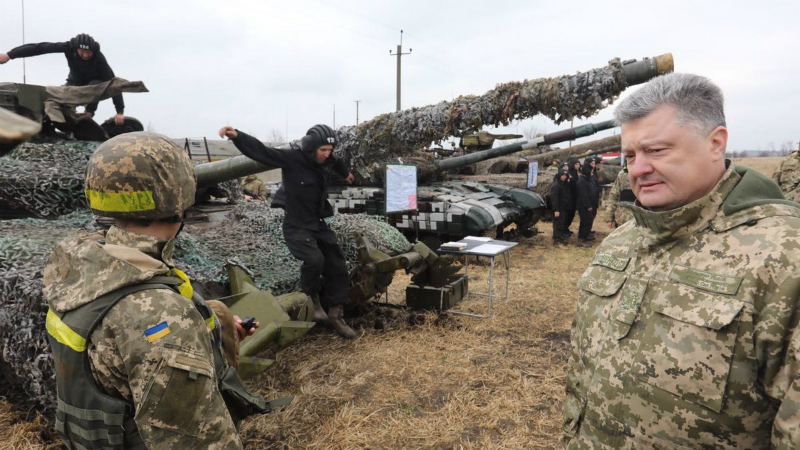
454, 134, 624, 202
197, 53, 673, 242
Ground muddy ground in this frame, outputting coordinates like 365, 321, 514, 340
0, 157, 781, 449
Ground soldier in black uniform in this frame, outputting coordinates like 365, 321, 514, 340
563, 158, 581, 235
575, 163, 596, 246
0, 34, 125, 125
549, 169, 571, 245
219, 124, 357, 338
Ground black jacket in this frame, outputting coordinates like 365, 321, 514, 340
7, 41, 124, 113
550, 175, 572, 212
589, 172, 601, 209
576, 174, 594, 212
232, 130, 349, 231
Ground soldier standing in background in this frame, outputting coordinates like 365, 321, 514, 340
574, 163, 595, 246
0, 34, 126, 125
604, 166, 636, 228
584, 156, 602, 237
772, 142, 800, 202
563, 157, 581, 235
42, 132, 269, 449
549, 169, 571, 245
564, 73, 800, 448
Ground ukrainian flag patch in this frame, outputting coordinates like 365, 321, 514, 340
144, 321, 170, 343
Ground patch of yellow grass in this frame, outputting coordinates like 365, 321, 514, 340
0, 402, 61, 450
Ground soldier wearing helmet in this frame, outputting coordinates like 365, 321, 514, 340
219, 124, 358, 339
42, 132, 270, 449
0, 33, 126, 125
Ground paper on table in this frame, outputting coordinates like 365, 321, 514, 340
470, 243, 509, 255
464, 236, 492, 242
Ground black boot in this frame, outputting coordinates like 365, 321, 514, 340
327, 305, 357, 339
308, 294, 328, 322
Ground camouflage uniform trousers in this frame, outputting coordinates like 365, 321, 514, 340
564, 166, 800, 449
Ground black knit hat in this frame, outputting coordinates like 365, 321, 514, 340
70, 34, 99, 53
300, 124, 337, 153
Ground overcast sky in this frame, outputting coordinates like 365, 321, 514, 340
0, 0, 798, 151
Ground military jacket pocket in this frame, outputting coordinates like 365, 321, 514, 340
577, 253, 629, 297
633, 279, 744, 413
136, 348, 218, 437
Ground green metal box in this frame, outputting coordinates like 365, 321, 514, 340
405, 275, 468, 311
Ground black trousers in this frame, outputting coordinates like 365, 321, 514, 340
564, 207, 576, 232
578, 208, 594, 240
283, 225, 349, 306
552, 212, 567, 241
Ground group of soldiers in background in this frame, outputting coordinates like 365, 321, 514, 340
549, 155, 604, 246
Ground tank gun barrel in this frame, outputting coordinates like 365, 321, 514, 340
434, 120, 616, 170
194, 155, 275, 188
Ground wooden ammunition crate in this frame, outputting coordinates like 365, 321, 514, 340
405, 275, 468, 311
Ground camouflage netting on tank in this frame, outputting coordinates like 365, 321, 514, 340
0, 139, 244, 219
336, 58, 626, 183
179, 203, 413, 294
0, 140, 96, 218
1, 203, 411, 409
0, 210, 97, 409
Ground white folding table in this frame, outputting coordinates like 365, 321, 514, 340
438, 237, 517, 317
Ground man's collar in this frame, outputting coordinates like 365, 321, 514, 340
105, 226, 176, 266
624, 162, 739, 247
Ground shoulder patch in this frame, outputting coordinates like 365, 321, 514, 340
144, 321, 171, 343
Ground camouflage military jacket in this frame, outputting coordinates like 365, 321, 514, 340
564, 164, 800, 449
43, 226, 242, 449
773, 151, 800, 203
603, 169, 634, 227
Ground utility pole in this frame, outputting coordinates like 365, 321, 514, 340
354, 100, 360, 125
389, 30, 411, 112
332, 104, 336, 129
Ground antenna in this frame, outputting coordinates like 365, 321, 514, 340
21, 0, 27, 83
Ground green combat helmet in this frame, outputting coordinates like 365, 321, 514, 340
85, 131, 196, 219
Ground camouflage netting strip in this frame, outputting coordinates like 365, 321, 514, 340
0, 203, 411, 410
0, 140, 244, 218
0, 211, 97, 409
335, 58, 625, 165
0, 141, 96, 218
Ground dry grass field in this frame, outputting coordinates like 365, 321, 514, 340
0, 156, 783, 449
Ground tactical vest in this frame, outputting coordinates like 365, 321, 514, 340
46, 276, 270, 449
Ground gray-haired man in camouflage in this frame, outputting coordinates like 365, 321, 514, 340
564, 73, 800, 448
